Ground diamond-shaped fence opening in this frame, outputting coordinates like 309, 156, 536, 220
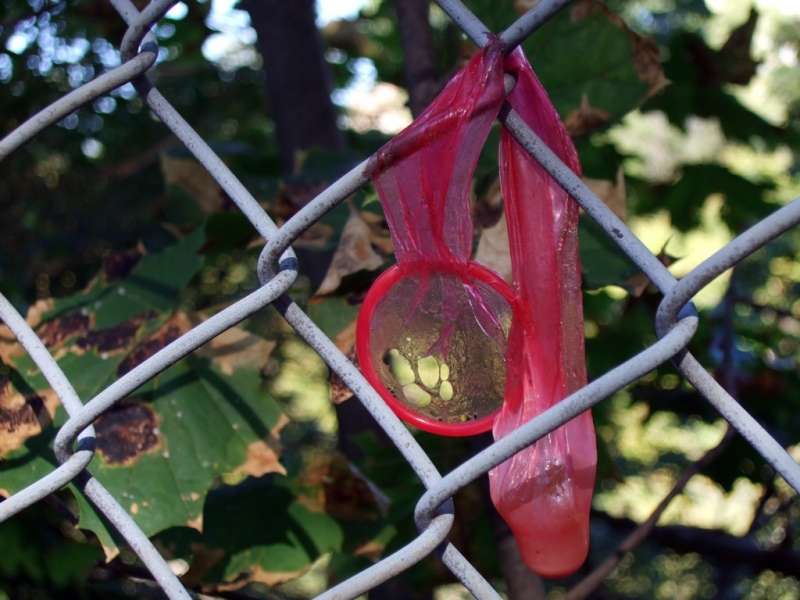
1, 1, 799, 599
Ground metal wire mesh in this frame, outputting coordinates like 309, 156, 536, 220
1, 0, 799, 598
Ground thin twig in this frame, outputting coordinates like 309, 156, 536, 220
595, 511, 800, 578
735, 295, 797, 321
565, 426, 734, 600
91, 565, 280, 600
746, 479, 775, 536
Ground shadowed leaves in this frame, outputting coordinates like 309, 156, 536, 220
0, 233, 287, 561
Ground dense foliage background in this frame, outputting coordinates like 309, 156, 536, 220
1, 0, 799, 598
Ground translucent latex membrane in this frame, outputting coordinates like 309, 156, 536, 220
357, 261, 515, 435
488, 49, 596, 578
357, 44, 512, 436
358, 42, 597, 576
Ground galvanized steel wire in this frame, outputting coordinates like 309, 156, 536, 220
1, 1, 799, 599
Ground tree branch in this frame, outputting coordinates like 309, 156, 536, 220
99, 136, 175, 180
393, 0, 440, 116
735, 295, 799, 326
242, 0, 343, 174
746, 479, 775, 536
594, 511, 800, 578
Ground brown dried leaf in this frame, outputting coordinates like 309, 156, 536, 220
99, 543, 120, 563
118, 312, 276, 377
630, 28, 670, 97
330, 371, 355, 405
0, 299, 73, 364
334, 320, 357, 355
160, 153, 225, 214
564, 94, 612, 137
718, 9, 758, 86
217, 566, 308, 591
329, 326, 357, 405
0, 384, 58, 457
583, 167, 627, 221
353, 539, 386, 560
0, 325, 23, 366
249, 565, 309, 587
25, 298, 55, 329
293, 222, 336, 250
192, 317, 277, 376
474, 213, 512, 283
76, 316, 147, 355
298, 452, 388, 520
226, 414, 289, 482
474, 178, 504, 229
316, 203, 384, 296
231, 440, 286, 478
514, 0, 539, 13
37, 313, 92, 351
186, 513, 204, 532
359, 211, 393, 254
330, 347, 357, 406
625, 243, 676, 297
625, 272, 651, 298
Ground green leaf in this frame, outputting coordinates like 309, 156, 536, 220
661, 164, 774, 232
92, 229, 205, 328
457, 1, 663, 131
306, 296, 361, 339
45, 229, 206, 328
0, 235, 286, 558
0, 505, 102, 589
579, 216, 640, 290
1, 351, 284, 553
523, 1, 666, 130
73, 489, 118, 559
157, 477, 343, 587
644, 29, 797, 149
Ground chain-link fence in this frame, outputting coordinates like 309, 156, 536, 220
1, 0, 799, 598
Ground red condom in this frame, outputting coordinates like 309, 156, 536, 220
357, 43, 596, 575
357, 44, 513, 436
489, 49, 596, 578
